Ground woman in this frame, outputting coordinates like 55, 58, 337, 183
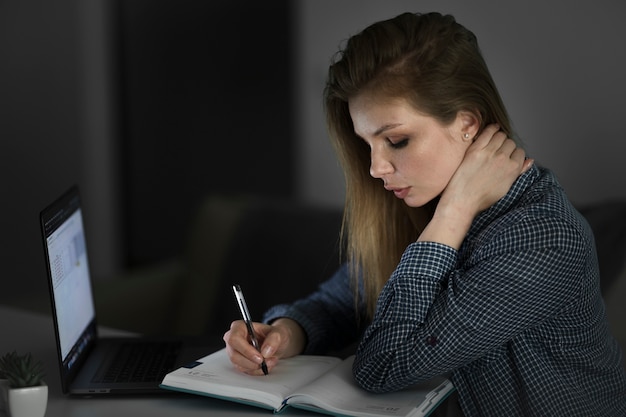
223, 12, 626, 416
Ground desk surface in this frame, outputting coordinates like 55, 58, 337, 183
0, 305, 313, 417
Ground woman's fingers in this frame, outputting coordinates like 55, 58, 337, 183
223, 320, 268, 374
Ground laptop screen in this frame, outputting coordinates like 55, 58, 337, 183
41, 186, 97, 378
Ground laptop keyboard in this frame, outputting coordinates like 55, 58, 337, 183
92, 341, 181, 383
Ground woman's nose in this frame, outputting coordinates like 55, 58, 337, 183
369, 149, 394, 178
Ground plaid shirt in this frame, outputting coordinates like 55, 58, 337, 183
264, 165, 626, 416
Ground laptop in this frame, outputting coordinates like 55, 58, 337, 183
40, 185, 212, 395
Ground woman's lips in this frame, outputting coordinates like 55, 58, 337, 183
385, 186, 410, 199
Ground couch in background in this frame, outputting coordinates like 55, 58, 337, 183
94, 195, 343, 337
578, 200, 626, 365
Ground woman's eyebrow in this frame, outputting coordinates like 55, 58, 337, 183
354, 123, 403, 141
373, 123, 403, 136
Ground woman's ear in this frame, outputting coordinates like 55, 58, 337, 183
457, 110, 480, 141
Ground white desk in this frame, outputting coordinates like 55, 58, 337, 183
0, 305, 314, 417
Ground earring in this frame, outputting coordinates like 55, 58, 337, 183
463, 133, 470, 139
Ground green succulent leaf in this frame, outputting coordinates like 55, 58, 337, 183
0, 351, 45, 388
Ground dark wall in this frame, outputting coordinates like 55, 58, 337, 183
0, 0, 294, 309
118, 0, 295, 266
0, 1, 84, 305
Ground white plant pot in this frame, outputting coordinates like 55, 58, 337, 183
6, 382, 47, 417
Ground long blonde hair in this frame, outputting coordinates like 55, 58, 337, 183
324, 12, 515, 318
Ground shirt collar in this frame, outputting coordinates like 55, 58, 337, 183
468, 163, 541, 237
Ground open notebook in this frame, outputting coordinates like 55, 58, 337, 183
161, 348, 455, 416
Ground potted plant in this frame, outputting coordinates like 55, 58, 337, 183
0, 351, 47, 417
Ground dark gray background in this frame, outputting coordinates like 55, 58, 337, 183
1, 0, 624, 307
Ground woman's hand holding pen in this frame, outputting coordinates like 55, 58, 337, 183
223, 318, 306, 376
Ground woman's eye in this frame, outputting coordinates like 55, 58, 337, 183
389, 138, 409, 149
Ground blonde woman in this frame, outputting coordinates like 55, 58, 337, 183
224, 12, 626, 416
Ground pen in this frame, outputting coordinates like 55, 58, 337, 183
232, 284, 269, 375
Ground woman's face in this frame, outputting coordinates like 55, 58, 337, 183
348, 93, 476, 208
